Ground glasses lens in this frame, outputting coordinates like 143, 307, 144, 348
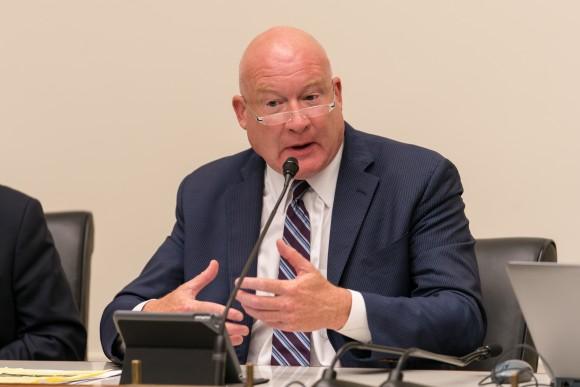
259, 102, 335, 126
260, 112, 290, 126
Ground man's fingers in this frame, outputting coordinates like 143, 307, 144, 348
276, 239, 314, 274
225, 322, 249, 337
184, 260, 219, 296
226, 307, 244, 322
241, 305, 285, 326
236, 289, 280, 311
238, 277, 286, 295
194, 301, 244, 322
225, 322, 249, 347
230, 335, 244, 346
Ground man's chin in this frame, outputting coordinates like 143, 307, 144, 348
293, 161, 325, 180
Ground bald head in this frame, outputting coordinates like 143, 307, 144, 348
232, 27, 344, 179
238, 27, 332, 96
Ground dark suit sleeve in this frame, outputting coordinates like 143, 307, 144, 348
100, 181, 187, 362
0, 198, 86, 360
349, 158, 485, 364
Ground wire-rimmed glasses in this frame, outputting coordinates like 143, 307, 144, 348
248, 86, 336, 126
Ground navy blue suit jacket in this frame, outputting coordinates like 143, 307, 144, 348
0, 185, 86, 360
101, 123, 485, 367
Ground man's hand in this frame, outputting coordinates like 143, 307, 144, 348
236, 240, 352, 332
143, 260, 249, 345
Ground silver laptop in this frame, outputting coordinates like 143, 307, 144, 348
506, 262, 580, 384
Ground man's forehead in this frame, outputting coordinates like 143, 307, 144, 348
244, 48, 327, 78
243, 57, 331, 97
252, 75, 328, 95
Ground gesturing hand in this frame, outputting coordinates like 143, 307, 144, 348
143, 260, 249, 345
236, 240, 352, 332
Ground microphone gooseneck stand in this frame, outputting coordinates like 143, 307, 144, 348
313, 342, 407, 387
382, 344, 502, 387
213, 157, 300, 385
312, 343, 502, 387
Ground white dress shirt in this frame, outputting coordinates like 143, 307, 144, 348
246, 144, 371, 366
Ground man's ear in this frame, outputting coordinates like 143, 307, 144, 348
232, 95, 248, 129
333, 77, 343, 107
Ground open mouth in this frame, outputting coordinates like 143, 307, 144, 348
290, 142, 313, 151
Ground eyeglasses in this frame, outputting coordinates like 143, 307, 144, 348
248, 87, 336, 126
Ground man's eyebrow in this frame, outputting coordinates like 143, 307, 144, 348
252, 83, 283, 97
253, 90, 283, 104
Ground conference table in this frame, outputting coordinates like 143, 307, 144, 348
0, 361, 551, 386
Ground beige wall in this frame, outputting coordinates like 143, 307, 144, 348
1, 1, 578, 360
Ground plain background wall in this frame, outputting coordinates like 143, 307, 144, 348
1, 1, 578, 360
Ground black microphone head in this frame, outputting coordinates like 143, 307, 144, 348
486, 344, 503, 358
283, 157, 299, 178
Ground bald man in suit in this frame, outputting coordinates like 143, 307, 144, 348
101, 27, 485, 367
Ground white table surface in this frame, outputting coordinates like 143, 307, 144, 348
0, 361, 551, 386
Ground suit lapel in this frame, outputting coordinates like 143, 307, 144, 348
225, 153, 264, 362
328, 125, 379, 285
225, 155, 264, 279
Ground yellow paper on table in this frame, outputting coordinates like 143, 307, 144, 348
0, 367, 119, 384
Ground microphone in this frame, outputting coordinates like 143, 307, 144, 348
283, 156, 299, 177
213, 157, 299, 384
312, 342, 502, 387
382, 344, 502, 387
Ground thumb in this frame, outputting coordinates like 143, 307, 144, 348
276, 239, 313, 275
185, 259, 219, 297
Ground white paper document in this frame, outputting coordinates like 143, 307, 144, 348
0, 367, 121, 384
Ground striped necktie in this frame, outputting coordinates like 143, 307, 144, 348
271, 180, 311, 366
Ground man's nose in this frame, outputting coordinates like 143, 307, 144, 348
285, 109, 310, 132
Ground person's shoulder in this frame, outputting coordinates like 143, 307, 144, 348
0, 185, 42, 231
0, 184, 32, 203
178, 148, 260, 190
0, 185, 38, 214
347, 124, 446, 167
190, 148, 257, 176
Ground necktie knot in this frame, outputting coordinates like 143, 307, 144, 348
291, 180, 309, 201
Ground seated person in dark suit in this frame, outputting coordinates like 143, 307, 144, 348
0, 185, 86, 360
101, 26, 485, 367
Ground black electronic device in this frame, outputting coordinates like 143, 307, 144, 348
114, 311, 260, 385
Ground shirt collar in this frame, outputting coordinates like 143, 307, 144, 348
264, 143, 344, 209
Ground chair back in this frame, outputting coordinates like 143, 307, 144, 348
469, 237, 556, 371
45, 211, 94, 328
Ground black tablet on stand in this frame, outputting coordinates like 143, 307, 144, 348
113, 311, 266, 385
